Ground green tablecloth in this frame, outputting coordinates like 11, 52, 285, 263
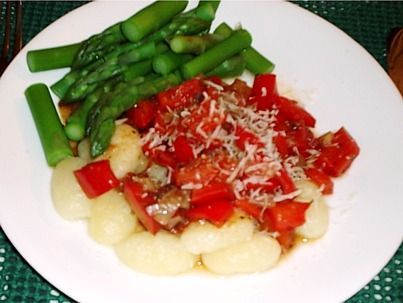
0, 1, 402, 302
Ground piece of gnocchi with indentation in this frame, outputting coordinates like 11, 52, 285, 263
180, 217, 255, 254
115, 231, 198, 275
88, 190, 137, 245
295, 196, 329, 239
294, 179, 321, 203
51, 157, 91, 220
202, 233, 281, 275
97, 124, 145, 178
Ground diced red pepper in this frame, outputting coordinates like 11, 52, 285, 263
275, 167, 297, 194
157, 78, 204, 111
125, 99, 156, 130
234, 199, 263, 222
265, 200, 310, 231
123, 179, 161, 234
235, 125, 264, 150
275, 96, 316, 128
174, 158, 219, 187
185, 200, 234, 227
304, 167, 334, 194
315, 127, 359, 177
273, 134, 290, 159
74, 160, 120, 199
191, 182, 234, 205
251, 73, 277, 97
173, 135, 195, 164
276, 229, 296, 250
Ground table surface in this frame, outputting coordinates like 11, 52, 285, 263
0, 1, 402, 302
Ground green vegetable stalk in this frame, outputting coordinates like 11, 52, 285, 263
181, 29, 252, 79
121, 1, 189, 42
25, 83, 73, 166
27, 43, 81, 72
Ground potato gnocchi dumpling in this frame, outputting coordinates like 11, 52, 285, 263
88, 190, 137, 245
115, 231, 198, 275
97, 124, 145, 178
180, 217, 255, 254
296, 197, 329, 239
294, 180, 321, 203
51, 157, 91, 220
202, 233, 281, 275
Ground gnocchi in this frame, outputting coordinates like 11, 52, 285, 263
97, 124, 145, 178
115, 231, 198, 275
296, 197, 329, 239
180, 217, 255, 254
88, 190, 137, 245
202, 233, 281, 275
51, 157, 91, 220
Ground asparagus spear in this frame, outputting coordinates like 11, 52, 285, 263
152, 51, 192, 75
64, 80, 117, 141
89, 72, 183, 157
169, 34, 223, 54
206, 55, 246, 78
214, 22, 275, 74
193, 0, 220, 22
64, 42, 168, 102
27, 43, 81, 72
122, 59, 153, 81
25, 83, 73, 166
73, 23, 127, 69
181, 29, 252, 79
121, 1, 189, 42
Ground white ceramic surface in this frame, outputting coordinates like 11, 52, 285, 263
0, 2, 402, 303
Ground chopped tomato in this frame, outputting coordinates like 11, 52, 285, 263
226, 78, 251, 105
315, 127, 359, 177
191, 182, 234, 205
273, 133, 290, 159
174, 157, 219, 187
283, 121, 318, 157
74, 160, 120, 199
157, 78, 204, 111
265, 200, 310, 231
235, 125, 264, 150
123, 179, 161, 234
276, 96, 316, 128
251, 73, 277, 97
275, 167, 296, 194
173, 135, 194, 164
185, 200, 234, 227
125, 99, 156, 130
234, 199, 263, 222
276, 229, 296, 250
304, 167, 334, 194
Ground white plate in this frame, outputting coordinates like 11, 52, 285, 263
0, 1, 402, 303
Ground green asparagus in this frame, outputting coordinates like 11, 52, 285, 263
193, 0, 220, 21
27, 43, 81, 72
25, 83, 73, 166
152, 51, 192, 75
64, 42, 168, 102
181, 29, 252, 79
214, 22, 274, 74
73, 23, 126, 69
122, 59, 153, 81
206, 55, 246, 78
169, 34, 223, 54
121, 1, 189, 42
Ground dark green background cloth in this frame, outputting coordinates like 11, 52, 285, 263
0, 1, 402, 302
